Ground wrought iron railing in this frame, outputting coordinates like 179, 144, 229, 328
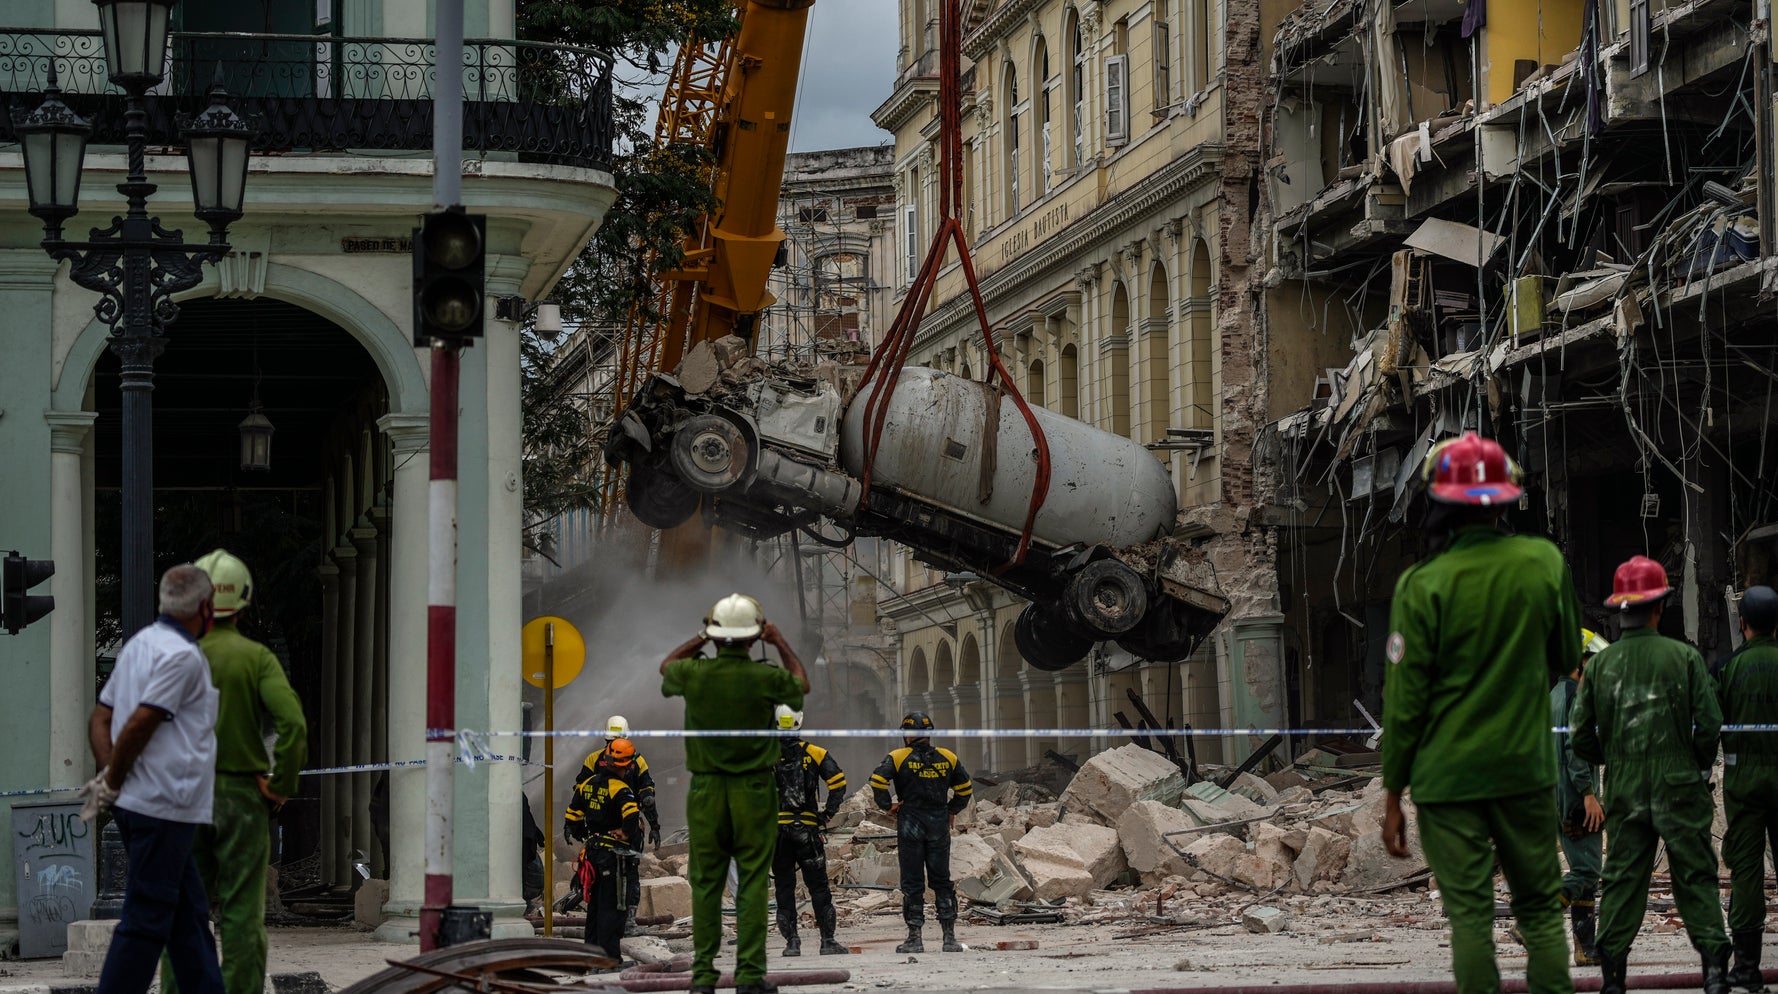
0, 29, 614, 169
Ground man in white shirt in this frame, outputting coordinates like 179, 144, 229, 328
84, 564, 224, 994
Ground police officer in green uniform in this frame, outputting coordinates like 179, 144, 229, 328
1715, 584, 1778, 991
1570, 555, 1730, 994
870, 712, 972, 955
162, 550, 308, 994
660, 594, 809, 994
575, 721, 663, 935
1381, 433, 1580, 994
563, 752, 645, 961
770, 705, 849, 957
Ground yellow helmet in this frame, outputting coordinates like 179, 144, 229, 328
194, 549, 253, 618
1581, 628, 1610, 656
703, 593, 764, 641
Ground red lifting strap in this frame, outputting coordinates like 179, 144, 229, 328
853, 0, 1052, 570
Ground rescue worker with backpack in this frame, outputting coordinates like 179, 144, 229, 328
1570, 555, 1731, 994
574, 716, 664, 935
1714, 584, 1778, 991
870, 712, 972, 955
770, 705, 848, 957
563, 739, 646, 962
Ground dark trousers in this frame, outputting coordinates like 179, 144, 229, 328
582, 846, 627, 959
773, 826, 837, 938
896, 808, 956, 926
97, 808, 224, 994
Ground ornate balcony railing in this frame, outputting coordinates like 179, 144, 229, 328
0, 29, 614, 170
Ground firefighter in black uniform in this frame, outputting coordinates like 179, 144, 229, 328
771, 705, 849, 957
870, 712, 973, 954
564, 737, 646, 961
576, 723, 663, 935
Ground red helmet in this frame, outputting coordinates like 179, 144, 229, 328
1422, 432, 1524, 506
1606, 555, 1671, 608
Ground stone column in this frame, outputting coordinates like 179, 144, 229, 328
452, 258, 528, 934
350, 521, 380, 884
377, 414, 429, 941
331, 543, 360, 890
370, 502, 393, 880
317, 559, 341, 887
47, 411, 98, 789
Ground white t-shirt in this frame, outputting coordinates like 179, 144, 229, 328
99, 619, 219, 824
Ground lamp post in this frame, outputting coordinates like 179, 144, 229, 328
13, 0, 252, 637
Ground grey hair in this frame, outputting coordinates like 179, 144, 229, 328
158, 564, 214, 618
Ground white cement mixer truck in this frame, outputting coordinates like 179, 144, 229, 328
604, 345, 1227, 671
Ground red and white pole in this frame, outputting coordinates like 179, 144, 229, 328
421, 0, 465, 953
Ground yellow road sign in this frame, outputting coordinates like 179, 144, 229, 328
521, 615, 586, 689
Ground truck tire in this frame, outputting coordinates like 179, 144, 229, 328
1062, 559, 1149, 639
1014, 603, 1092, 671
625, 469, 698, 530
670, 414, 753, 492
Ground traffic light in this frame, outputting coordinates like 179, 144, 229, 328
2, 551, 55, 635
412, 207, 487, 346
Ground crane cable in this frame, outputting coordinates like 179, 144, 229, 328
852, 0, 1053, 570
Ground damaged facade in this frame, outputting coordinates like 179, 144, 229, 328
871, 0, 1285, 771
1258, 0, 1778, 723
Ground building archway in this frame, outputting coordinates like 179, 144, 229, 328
907, 645, 931, 702
1108, 282, 1131, 436
958, 634, 985, 770
994, 620, 1028, 772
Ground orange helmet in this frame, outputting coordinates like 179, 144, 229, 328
1606, 555, 1671, 609
605, 738, 637, 766
1422, 432, 1524, 507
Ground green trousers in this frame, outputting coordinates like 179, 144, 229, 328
161, 775, 270, 994
1722, 779, 1778, 932
686, 770, 778, 987
1558, 828, 1602, 904
1595, 774, 1728, 958
1417, 790, 1573, 994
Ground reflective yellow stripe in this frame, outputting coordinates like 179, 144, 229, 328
869, 775, 890, 787
826, 773, 847, 787
953, 782, 973, 795
621, 803, 639, 817
565, 811, 583, 821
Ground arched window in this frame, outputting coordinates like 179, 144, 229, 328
1069, 10, 1085, 168
1109, 282, 1131, 437
1187, 240, 1214, 429
1036, 36, 1054, 194
1028, 358, 1047, 408
1145, 262, 1171, 440
1004, 64, 1021, 216
1059, 343, 1079, 418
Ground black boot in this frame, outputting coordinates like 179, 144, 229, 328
895, 922, 924, 954
1598, 946, 1628, 994
815, 905, 847, 954
1730, 929, 1767, 992
622, 906, 644, 937
940, 919, 963, 952
1570, 902, 1598, 967
781, 932, 800, 957
1705, 943, 1735, 994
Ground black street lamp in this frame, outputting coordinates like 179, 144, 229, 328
14, 0, 253, 638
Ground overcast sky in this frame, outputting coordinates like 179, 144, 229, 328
788, 0, 899, 153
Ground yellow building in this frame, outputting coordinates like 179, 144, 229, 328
871, 0, 1289, 773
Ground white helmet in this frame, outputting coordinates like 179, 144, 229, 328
604, 715, 631, 740
704, 593, 764, 641
773, 705, 803, 732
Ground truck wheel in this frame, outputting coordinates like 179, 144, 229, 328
1015, 603, 1092, 671
1063, 560, 1149, 639
670, 414, 753, 492
625, 469, 698, 530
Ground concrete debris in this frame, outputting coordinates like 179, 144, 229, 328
1116, 800, 1196, 881
1058, 744, 1187, 824
1011, 826, 1099, 900
1242, 906, 1291, 933
619, 935, 676, 965
948, 831, 1000, 883
638, 876, 693, 921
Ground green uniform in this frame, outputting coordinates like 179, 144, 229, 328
1383, 526, 1581, 994
162, 621, 307, 994
1569, 625, 1728, 960
662, 648, 805, 988
1552, 676, 1603, 903
1715, 634, 1778, 933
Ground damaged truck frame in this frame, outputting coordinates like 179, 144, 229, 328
605, 348, 1229, 672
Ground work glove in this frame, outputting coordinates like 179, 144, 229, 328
78, 768, 118, 824
648, 822, 662, 851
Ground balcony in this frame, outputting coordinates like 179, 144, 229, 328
0, 29, 614, 170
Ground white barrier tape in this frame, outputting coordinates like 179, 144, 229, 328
439, 723, 1778, 740
0, 755, 538, 800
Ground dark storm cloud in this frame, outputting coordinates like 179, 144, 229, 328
789, 0, 899, 152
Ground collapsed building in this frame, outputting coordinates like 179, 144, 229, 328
1256, 0, 1778, 727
